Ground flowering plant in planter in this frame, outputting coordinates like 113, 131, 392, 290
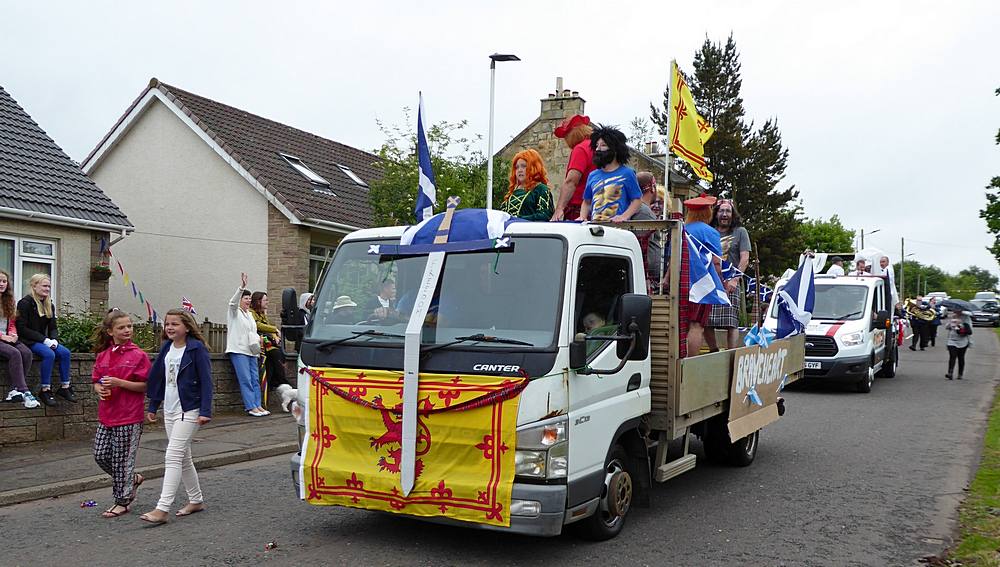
90, 264, 112, 281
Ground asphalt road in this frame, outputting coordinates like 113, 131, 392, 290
3, 332, 997, 567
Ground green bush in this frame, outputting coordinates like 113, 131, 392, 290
56, 305, 160, 353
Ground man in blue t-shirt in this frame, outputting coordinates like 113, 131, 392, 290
577, 125, 643, 222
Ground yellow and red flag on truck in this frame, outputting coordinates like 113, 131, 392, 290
301, 367, 527, 527
669, 60, 715, 182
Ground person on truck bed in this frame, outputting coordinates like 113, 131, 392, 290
826, 256, 846, 276
683, 193, 722, 356
577, 125, 642, 223
707, 198, 750, 350
550, 114, 595, 222
630, 171, 664, 291
501, 149, 553, 221
848, 259, 869, 276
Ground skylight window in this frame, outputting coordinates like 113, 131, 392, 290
280, 153, 329, 186
337, 164, 368, 187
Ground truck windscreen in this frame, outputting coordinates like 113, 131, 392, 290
307, 236, 565, 350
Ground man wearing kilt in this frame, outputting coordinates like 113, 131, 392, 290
706, 199, 751, 350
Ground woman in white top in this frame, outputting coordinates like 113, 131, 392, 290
226, 272, 267, 416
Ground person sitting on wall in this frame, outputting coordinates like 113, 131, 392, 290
577, 125, 643, 223
16, 274, 74, 407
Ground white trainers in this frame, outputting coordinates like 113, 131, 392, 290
21, 391, 40, 409
5, 389, 23, 402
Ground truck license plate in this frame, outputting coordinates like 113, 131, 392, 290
805, 361, 821, 370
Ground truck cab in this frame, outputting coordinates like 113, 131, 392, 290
764, 274, 896, 393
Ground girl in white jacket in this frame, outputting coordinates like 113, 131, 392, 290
226, 273, 268, 416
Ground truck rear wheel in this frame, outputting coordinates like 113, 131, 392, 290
576, 444, 633, 541
702, 416, 759, 467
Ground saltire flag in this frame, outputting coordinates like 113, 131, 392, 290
721, 260, 739, 281
686, 233, 730, 305
401, 208, 521, 246
669, 60, 715, 182
760, 286, 773, 303
743, 324, 774, 348
182, 296, 197, 314
745, 385, 764, 406
776, 256, 816, 339
413, 92, 437, 222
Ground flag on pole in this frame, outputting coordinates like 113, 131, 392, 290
776, 256, 816, 339
181, 296, 197, 314
413, 92, 437, 222
686, 233, 730, 305
669, 61, 715, 182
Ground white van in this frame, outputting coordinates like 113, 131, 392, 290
764, 274, 897, 393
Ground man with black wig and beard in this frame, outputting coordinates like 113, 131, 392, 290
577, 125, 643, 223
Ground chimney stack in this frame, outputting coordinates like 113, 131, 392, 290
555, 77, 563, 92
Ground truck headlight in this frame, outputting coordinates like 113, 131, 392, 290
515, 417, 568, 479
840, 331, 865, 346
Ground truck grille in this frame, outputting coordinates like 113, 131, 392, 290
805, 335, 838, 357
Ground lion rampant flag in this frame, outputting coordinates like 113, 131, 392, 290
301, 367, 527, 527
669, 60, 715, 182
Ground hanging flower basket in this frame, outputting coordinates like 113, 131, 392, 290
90, 265, 112, 281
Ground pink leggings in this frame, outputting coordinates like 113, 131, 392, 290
0, 341, 32, 391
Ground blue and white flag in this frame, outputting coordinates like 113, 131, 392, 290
721, 260, 739, 281
686, 233, 730, 305
745, 385, 763, 406
401, 208, 521, 246
413, 92, 436, 222
776, 256, 816, 339
743, 324, 774, 348
760, 286, 773, 303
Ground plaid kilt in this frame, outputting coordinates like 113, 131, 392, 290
708, 287, 741, 328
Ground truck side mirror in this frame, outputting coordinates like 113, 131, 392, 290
569, 333, 588, 370
615, 293, 652, 361
281, 288, 299, 324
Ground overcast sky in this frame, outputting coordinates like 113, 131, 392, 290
2, 0, 999, 278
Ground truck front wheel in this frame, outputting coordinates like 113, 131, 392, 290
576, 444, 633, 541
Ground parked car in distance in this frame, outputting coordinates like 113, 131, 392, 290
926, 291, 949, 302
970, 299, 1000, 327
973, 291, 997, 302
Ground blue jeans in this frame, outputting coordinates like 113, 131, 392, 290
29, 342, 72, 388
229, 353, 261, 410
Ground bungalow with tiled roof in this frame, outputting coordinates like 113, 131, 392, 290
82, 79, 380, 323
0, 84, 132, 311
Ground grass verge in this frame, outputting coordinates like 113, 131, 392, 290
946, 328, 1000, 566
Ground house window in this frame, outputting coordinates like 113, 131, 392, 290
309, 244, 337, 292
0, 234, 57, 300
280, 153, 331, 187
337, 164, 368, 187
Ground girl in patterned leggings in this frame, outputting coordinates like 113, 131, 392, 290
92, 310, 151, 518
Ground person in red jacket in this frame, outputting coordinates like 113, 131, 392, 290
91, 310, 151, 518
550, 114, 596, 221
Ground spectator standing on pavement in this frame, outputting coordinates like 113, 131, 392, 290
707, 199, 751, 350
944, 308, 972, 380
826, 257, 845, 276
227, 273, 267, 417
578, 125, 643, 222
15, 274, 74, 407
501, 149, 553, 221
250, 291, 292, 404
0, 270, 39, 408
91, 310, 150, 518
140, 309, 213, 524
550, 114, 596, 221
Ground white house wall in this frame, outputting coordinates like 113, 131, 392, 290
88, 99, 268, 324
0, 218, 91, 311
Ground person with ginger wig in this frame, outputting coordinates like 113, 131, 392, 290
549, 114, 596, 221
500, 149, 553, 221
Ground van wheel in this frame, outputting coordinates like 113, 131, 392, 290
856, 360, 875, 393
877, 352, 897, 378
576, 445, 633, 541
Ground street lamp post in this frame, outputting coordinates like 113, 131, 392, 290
860, 227, 880, 249
486, 53, 520, 210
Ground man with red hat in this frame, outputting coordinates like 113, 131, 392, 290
549, 114, 596, 221
684, 193, 722, 356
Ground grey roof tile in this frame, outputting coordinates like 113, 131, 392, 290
0, 85, 131, 228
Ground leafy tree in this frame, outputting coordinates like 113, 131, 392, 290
894, 260, 949, 298
368, 109, 508, 227
957, 265, 999, 292
981, 87, 1000, 265
799, 215, 855, 255
627, 116, 658, 152
650, 35, 802, 276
